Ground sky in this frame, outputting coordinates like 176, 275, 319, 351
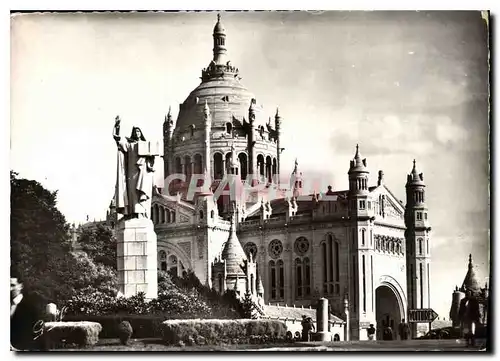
10, 11, 490, 318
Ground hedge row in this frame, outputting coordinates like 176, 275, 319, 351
42, 321, 102, 349
161, 319, 288, 346
63, 315, 166, 339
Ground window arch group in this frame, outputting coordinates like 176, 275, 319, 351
151, 204, 176, 225
269, 259, 284, 300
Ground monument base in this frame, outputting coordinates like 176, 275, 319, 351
313, 331, 332, 342
116, 217, 158, 300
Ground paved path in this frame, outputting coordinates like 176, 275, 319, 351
254, 339, 487, 352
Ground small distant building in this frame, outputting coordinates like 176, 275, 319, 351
449, 254, 489, 327
260, 303, 346, 341
69, 199, 117, 252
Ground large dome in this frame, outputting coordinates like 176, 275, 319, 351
175, 76, 260, 131
173, 14, 265, 132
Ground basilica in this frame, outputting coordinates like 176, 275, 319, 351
136, 14, 432, 340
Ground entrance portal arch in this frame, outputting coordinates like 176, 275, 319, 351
375, 283, 405, 340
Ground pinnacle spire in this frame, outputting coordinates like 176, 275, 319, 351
275, 107, 280, 118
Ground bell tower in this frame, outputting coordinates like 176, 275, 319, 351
405, 160, 432, 336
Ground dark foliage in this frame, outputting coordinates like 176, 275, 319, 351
161, 319, 288, 346
77, 224, 117, 269
10, 171, 118, 306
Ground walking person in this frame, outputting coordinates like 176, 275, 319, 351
367, 324, 376, 340
383, 324, 394, 341
301, 315, 315, 341
398, 319, 411, 340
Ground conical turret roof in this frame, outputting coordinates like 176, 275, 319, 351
221, 214, 247, 275
407, 159, 425, 186
348, 144, 368, 173
461, 254, 481, 295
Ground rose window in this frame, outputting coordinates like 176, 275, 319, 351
294, 237, 309, 256
268, 239, 283, 259
244, 242, 258, 259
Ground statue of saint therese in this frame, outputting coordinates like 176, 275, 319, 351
113, 116, 155, 219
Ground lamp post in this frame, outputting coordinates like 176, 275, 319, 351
344, 294, 350, 341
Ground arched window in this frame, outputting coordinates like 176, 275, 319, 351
175, 157, 182, 174
278, 260, 284, 299
168, 255, 178, 277
272, 158, 277, 180
304, 257, 311, 296
154, 204, 159, 224
211, 210, 215, 218
265, 156, 272, 183
257, 154, 265, 178
295, 258, 303, 298
238, 153, 248, 181
328, 235, 333, 293
418, 238, 423, 255
166, 209, 171, 223
199, 210, 204, 220
334, 240, 340, 283
171, 211, 176, 223
361, 229, 366, 246
193, 154, 203, 175
159, 250, 167, 272
213, 153, 223, 179
226, 122, 232, 134
321, 242, 327, 293
190, 124, 195, 138
250, 274, 255, 294
160, 207, 165, 223
269, 260, 276, 300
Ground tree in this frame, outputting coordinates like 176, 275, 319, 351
10, 171, 117, 305
77, 224, 117, 269
240, 291, 258, 319
11, 171, 73, 302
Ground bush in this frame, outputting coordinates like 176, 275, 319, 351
42, 321, 102, 349
117, 321, 133, 345
63, 315, 165, 339
161, 319, 287, 346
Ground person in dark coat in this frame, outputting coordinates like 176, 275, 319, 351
10, 278, 42, 351
367, 324, 376, 340
383, 325, 394, 340
301, 315, 315, 341
398, 319, 411, 340
458, 290, 481, 347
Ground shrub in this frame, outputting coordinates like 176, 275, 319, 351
161, 319, 287, 346
117, 321, 133, 345
42, 321, 102, 349
63, 315, 165, 339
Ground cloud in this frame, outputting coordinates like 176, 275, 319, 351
435, 116, 469, 144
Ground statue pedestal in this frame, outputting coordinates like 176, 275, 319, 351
116, 218, 158, 300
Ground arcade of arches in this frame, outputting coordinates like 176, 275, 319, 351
173, 152, 278, 183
